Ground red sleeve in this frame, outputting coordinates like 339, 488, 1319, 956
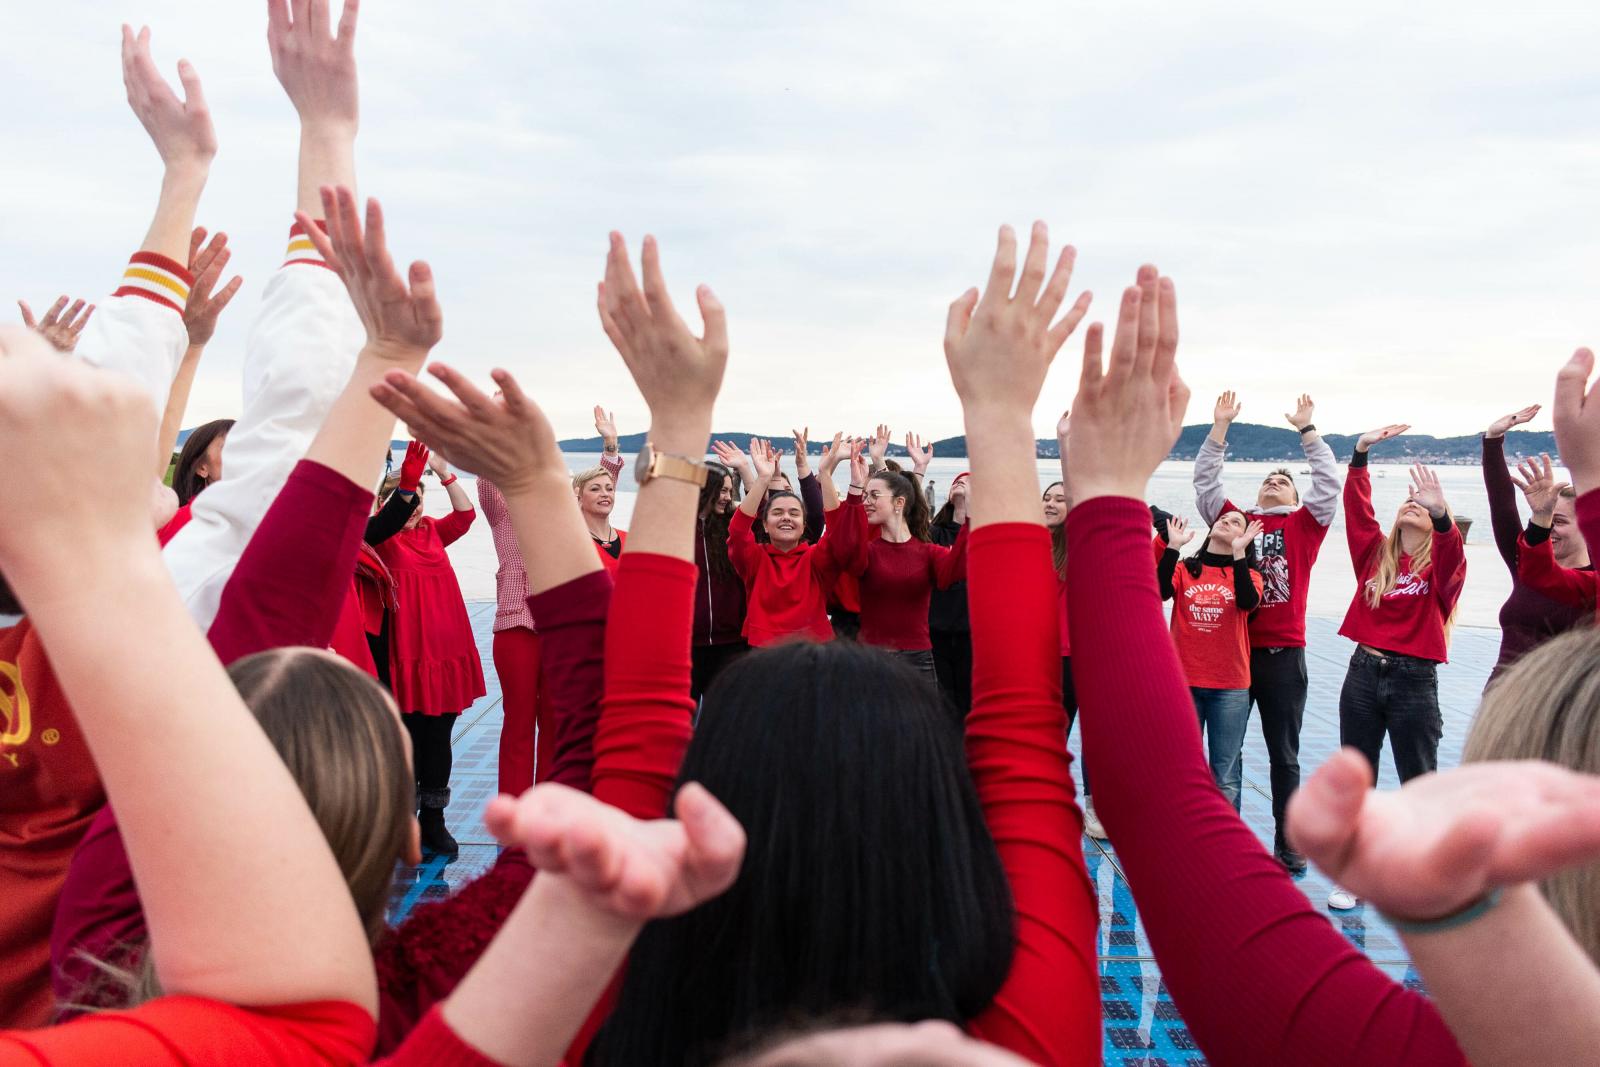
1580, 491, 1600, 601
811, 493, 864, 578
373, 1005, 498, 1067
527, 570, 615, 794
1343, 465, 1387, 579
930, 522, 969, 589
1152, 534, 1165, 565
1067, 496, 1466, 1067
1429, 523, 1467, 620
207, 460, 371, 665
434, 507, 477, 548
728, 509, 760, 580
0, 996, 375, 1067
963, 525, 1099, 1065
475, 479, 506, 528
371, 854, 535, 1057
591, 553, 695, 819
1517, 533, 1597, 608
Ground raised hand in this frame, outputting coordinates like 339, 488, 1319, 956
750, 438, 778, 482
868, 424, 892, 467
427, 449, 451, 478
1214, 390, 1242, 426
1553, 349, 1600, 495
1289, 749, 1600, 924
597, 234, 727, 454
1285, 393, 1315, 431
1509, 454, 1570, 520
1166, 515, 1195, 550
905, 432, 934, 476
1487, 404, 1540, 440
121, 25, 216, 171
373, 366, 564, 497
398, 439, 429, 492
183, 229, 243, 347
0, 328, 159, 574
1055, 409, 1071, 444
1233, 518, 1264, 555
267, 0, 360, 131
1409, 464, 1448, 518
791, 427, 812, 477
19, 296, 95, 353
712, 439, 751, 477
817, 432, 847, 475
485, 781, 745, 922
944, 222, 1091, 419
1356, 423, 1410, 453
848, 439, 870, 489
298, 186, 442, 358
1066, 265, 1185, 503
594, 406, 619, 445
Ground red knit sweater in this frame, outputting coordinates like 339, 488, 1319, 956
1069, 495, 1466, 1066
849, 524, 968, 651
1337, 464, 1466, 662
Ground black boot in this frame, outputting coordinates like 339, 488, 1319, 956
1275, 827, 1307, 875
418, 787, 459, 861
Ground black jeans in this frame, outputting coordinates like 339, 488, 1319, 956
931, 630, 973, 720
1248, 646, 1307, 847
1061, 656, 1090, 798
894, 648, 939, 690
1339, 647, 1441, 784
691, 641, 749, 702
829, 609, 860, 641
403, 711, 461, 805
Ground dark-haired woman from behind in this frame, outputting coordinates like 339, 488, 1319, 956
693, 462, 748, 700
157, 417, 234, 544
1158, 511, 1265, 810
578, 225, 1097, 1066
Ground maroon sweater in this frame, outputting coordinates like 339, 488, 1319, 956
1069, 496, 1466, 1066
850, 526, 969, 651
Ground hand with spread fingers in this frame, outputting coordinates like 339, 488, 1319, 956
905, 433, 934, 476
1285, 394, 1315, 432
1408, 464, 1449, 520
267, 0, 360, 132
19, 296, 95, 353
121, 24, 216, 171
1066, 264, 1185, 504
868, 424, 892, 468
298, 186, 442, 360
1166, 516, 1195, 550
1509, 453, 1570, 522
791, 427, 812, 478
183, 228, 244, 347
597, 233, 726, 455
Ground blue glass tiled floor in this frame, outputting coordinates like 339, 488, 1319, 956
387, 604, 1496, 1065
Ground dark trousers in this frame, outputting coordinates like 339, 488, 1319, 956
691, 640, 749, 701
1339, 647, 1441, 784
1061, 656, 1090, 798
931, 630, 973, 720
894, 648, 938, 689
1248, 646, 1307, 847
830, 609, 860, 641
403, 711, 461, 806
366, 618, 392, 691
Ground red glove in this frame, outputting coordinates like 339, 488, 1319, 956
399, 440, 429, 493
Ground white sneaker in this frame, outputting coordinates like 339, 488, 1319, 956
1327, 887, 1361, 911
1082, 798, 1108, 841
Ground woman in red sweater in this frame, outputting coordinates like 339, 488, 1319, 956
847, 462, 968, 681
1158, 512, 1264, 810
727, 437, 862, 646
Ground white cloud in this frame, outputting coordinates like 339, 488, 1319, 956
4, 0, 1598, 443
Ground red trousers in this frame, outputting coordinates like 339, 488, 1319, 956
493, 626, 554, 796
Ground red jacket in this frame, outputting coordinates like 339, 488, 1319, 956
728, 495, 863, 646
1337, 463, 1466, 663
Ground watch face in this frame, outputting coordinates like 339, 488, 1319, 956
634, 443, 655, 486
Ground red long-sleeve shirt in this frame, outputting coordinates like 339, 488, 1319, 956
0, 997, 373, 1066
1514, 489, 1600, 620
727, 494, 863, 647
1069, 495, 1466, 1066
1338, 464, 1466, 662
849, 525, 968, 651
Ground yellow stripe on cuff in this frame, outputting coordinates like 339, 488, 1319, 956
122, 267, 190, 300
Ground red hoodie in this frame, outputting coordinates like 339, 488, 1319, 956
1337, 463, 1466, 663
728, 493, 863, 646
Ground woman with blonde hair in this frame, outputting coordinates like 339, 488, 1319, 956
574, 465, 628, 570
1329, 427, 1466, 909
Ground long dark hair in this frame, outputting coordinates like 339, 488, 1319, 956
171, 418, 235, 506
699, 468, 738, 583
1044, 481, 1067, 577
586, 641, 1016, 1066
1183, 510, 1259, 579
870, 467, 930, 543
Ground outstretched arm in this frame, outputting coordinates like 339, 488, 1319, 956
155, 230, 244, 477
945, 223, 1099, 1064
1193, 390, 1240, 524
1290, 394, 1340, 527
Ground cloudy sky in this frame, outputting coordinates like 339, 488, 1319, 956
7, 1, 1599, 443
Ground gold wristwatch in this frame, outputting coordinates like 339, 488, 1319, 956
635, 442, 711, 488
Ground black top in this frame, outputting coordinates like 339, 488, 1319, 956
1158, 548, 1261, 613
367, 490, 419, 546
928, 517, 970, 634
